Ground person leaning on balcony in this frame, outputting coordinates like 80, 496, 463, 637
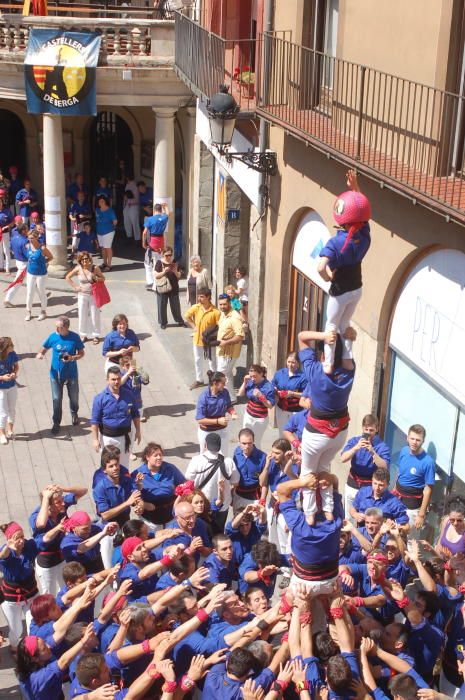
185, 288, 221, 390
216, 293, 245, 399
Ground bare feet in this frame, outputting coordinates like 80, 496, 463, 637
323, 364, 333, 375
306, 514, 316, 526
324, 512, 334, 522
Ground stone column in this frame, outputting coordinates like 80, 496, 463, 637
152, 107, 176, 247
43, 114, 68, 277
184, 106, 197, 260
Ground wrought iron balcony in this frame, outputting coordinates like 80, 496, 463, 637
174, 13, 465, 226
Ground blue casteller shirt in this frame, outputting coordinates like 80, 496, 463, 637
43, 331, 84, 382
203, 552, 236, 587
76, 230, 97, 253
0, 350, 18, 389
196, 387, 232, 419
299, 347, 354, 414
238, 551, 288, 599
91, 385, 140, 429
283, 409, 309, 440
145, 213, 168, 237
19, 659, 63, 700
0, 539, 37, 583
244, 378, 276, 412
353, 486, 408, 524
15, 188, 38, 217
342, 435, 391, 480
118, 555, 159, 601
225, 520, 267, 567
0, 209, 13, 230
280, 493, 343, 566
271, 367, 306, 393
95, 207, 117, 234
92, 472, 134, 519
397, 447, 436, 489
156, 516, 212, 556
320, 225, 371, 270
10, 234, 29, 262
130, 461, 185, 505
406, 618, 444, 677
233, 445, 267, 495
202, 660, 274, 700
27, 247, 47, 276
60, 524, 103, 569
102, 328, 139, 356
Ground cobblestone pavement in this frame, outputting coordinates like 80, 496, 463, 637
0, 245, 348, 696
0, 246, 281, 696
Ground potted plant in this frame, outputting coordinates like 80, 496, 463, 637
234, 66, 255, 99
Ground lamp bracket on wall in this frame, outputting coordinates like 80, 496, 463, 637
216, 146, 278, 176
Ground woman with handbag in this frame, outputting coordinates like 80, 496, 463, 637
65, 252, 105, 344
153, 246, 188, 330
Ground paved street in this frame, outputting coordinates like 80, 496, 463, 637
0, 243, 281, 696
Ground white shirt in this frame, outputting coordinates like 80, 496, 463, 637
185, 450, 240, 511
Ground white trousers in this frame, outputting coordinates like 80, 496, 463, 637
324, 287, 362, 366
275, 406, 294, 434
266, 503, 290, 555
101, 434, 129, 468
216, 355, 238, 395
197, 426, 230, 455
26, 273, 48, 312
0, 232, 11, 271
242, 413, 268, 450
290, 572, 338, 596
233, 492, 258, 512
344, 484, 359, 522
1, 599, 33, 647
100, 533, 116, 569
5, 260, 27, 302
124, 206, 141, 241
78, 292, 101, 339
301, 428, 347, 516
0, 385, 18, 429
193, 344, 216, 383
144, 248, 154, 285
36, 561, 65, 596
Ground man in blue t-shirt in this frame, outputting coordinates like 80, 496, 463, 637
141, 203, 170, 287
36, 315, 85, 435
395, 424, 435, 533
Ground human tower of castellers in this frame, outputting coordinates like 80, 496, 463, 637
0, 167, 461, 700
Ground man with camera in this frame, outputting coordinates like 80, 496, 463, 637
36, 315, 85, 435
340, 413, 391, 517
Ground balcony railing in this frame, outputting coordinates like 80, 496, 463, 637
257, 35, 465, 223
0, 11, 174, 64
174, 13, 465, 225
174, 10, 260, 112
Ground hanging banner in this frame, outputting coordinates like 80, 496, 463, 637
24, 29, 101, 116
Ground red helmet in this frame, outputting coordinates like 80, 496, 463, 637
0, 189, 6, 198
31, 212, 40, 219
14, 216, 23, 223
333, 190, 371, 227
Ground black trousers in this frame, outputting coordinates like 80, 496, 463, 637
156, 291, 184, 326
211, 509, 228, 536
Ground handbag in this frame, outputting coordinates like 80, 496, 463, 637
92, 280, 111, 308
154, 274, 172, 294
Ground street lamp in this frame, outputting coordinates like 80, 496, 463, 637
206, 86, 278, 176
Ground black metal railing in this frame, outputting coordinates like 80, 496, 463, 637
256, 34, 465, 218
174, 11, 260, 112
174, 13, 465, 221
0, 0, 176, 19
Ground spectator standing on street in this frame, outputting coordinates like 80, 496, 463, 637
25, 230, 53, 322
95, 195, 117, 272
233, 265, 249, 324
3, 223, 29, 308
185, 288, 220, 389
0, 336, 19, 445
186, 255, 211, 306
102, 313, 140, 373
15, 178, 38, 226
123, 177, 140, 241
216, 293, 245, 397
90, 365, 141, 467
142, 202, 170, 287
153, 246, 187, 329
0, 195, 14, 274
36, 316, 85, 435
65, 252, 105, 344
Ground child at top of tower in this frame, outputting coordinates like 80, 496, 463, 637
317, 169, 371, 374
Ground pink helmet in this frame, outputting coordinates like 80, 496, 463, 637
333, 190, 371, 227
30, 212, 40, 219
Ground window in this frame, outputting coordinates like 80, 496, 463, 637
288, 267, 328, 353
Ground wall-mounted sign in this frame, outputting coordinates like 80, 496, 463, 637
292, 209, 331, 292
390, 249, 465, 406
228, 208, 240, 221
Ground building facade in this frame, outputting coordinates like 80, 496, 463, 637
176, 0, 465, 535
